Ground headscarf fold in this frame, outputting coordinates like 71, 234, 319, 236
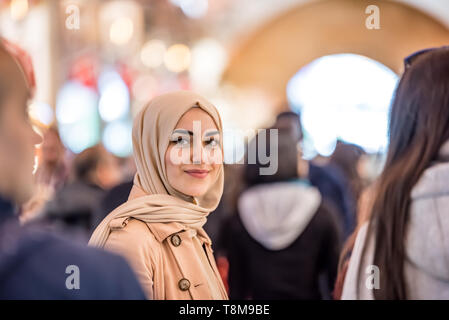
89, 91, 224, 247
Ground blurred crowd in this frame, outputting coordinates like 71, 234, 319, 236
22, 128, 135, 242
2, 30, 449, 300
0, 34, 372, 299
17, 107, 370, 300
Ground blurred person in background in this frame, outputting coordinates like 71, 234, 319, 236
0, 39, 145, 299
275, 111, 356, 239
35, 127, 69, 191
1, 40, 68, 223
39, 144, 122, 241
95, 155, 137, 228
21, 127, 69, 222
342, 47, 449, 299
226, 127, 341, 299
204, 164, 245, 293
89, 91, 228, 300
329, 140, 367, 205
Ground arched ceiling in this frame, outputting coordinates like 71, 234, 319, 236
221, 0, 449, 105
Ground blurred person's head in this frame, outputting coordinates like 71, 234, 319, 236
274, 111, 303, 143
244, 127, 298, 187
274, 111, 310, 178
41, 127, 65, 167
330, 140, 365, 169
330, 140, 366, 198
73, 145, 121, 189
0, 42, 41, 204
362, 47, 449, 299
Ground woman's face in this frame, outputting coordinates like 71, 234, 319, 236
165, 107, 222, 197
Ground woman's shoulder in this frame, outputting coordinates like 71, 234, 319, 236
105, 218, 159, 252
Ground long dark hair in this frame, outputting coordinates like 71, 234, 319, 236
359, 48, 449, 299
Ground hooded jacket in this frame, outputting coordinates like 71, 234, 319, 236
227, 181, 342, 299
342, 141, 449, 299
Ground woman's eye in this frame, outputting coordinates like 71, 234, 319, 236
175, 137, 190, 147
206, 139, 219, 148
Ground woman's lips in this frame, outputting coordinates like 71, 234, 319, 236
184, 169, 210, 179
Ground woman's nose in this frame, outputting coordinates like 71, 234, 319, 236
191, 142, 204, 164
190, 136, 209, 165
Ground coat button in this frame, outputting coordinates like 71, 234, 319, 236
171, 234, 181, 247
178, 278, 190, 291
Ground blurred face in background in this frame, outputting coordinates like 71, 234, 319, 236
41, 129, 64, 167
165, 107, 222, 197
275, 115, 303, 144
0, 52, 41, 204
274, 113, 307, 177
74, 145, 122, 190
96, 151, 122, 189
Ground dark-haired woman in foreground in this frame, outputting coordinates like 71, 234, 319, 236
342, 47, 449, 299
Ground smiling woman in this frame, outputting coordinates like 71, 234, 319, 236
166, 107, 223, 197
89, 91, 228, 300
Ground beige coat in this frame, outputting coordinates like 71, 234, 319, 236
104, 217, 228, 300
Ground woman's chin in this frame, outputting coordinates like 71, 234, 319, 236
179, 183, 209, 198
185, 188, 208, 198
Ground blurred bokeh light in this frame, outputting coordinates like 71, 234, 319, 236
287, 54, 399, 159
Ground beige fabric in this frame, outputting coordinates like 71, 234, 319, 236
103, 218, 227, 300
190, 230, 223, 300
89, 91, 227, 300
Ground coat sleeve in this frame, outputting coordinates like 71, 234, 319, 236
104, 219, 155, 299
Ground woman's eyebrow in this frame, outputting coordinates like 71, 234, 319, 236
204, 130, 220, 137
173, 129, 193, 136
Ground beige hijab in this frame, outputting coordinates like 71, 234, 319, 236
89, 91, 224, 248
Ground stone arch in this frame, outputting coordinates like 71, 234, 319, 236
222, 0, 449, 105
